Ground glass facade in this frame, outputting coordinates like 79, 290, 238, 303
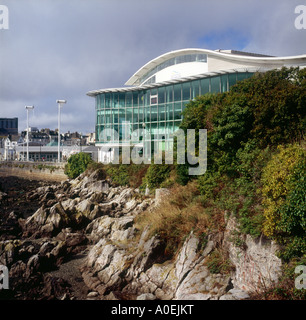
95, 72, 254, 150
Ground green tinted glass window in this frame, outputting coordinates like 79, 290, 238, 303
182, 82, 190, 100
151, 105, 158, 122
237, 73, 247, 82
133, 92, 138, 107
211, 76, 220, 93
174, 102, 182, 120
167, 104, 174, 121
133, 108, 139, 123
166, 86, 173, 103
221, 75, 228, 93
191, 80, 200, 99
158, 87, 165, 104
200, 78, 210, 94
173, 84, 181, 101
228, 73, 237, 87
126, 108, 133, 123
158, 105, 166, 121
126, 92, 132, 107
105, 93, 111, 108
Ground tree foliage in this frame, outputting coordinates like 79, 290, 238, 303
64, 152, 93, 179
178, 67, 306, 261
261, 144, 306, 260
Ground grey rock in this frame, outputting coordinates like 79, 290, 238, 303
136, 293, 156, 300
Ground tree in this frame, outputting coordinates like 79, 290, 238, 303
64, 152, 93, 179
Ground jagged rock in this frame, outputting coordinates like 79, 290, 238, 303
1, 169, 285, 300
136, 293, 156, 300
87, 291, 99, 298
82, 238, 131, 295
55, 228, 86, 249
26, 254, 40, 278
61, 198, 78, 212
224, 214, 282, 292
219, 289, 250, 300
76, 199, 95, 216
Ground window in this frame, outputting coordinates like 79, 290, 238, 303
221, 75, 228, 93
119, 93, 125, 108
151, 105, 158, 122
166, 86, 173, 103
126, 108, 133, 123
182, 82, 191, 100
174, 102, 182, 120
133, 108, 139, 123
133, 92, 138, 107
126, 92, 133, 107
105, 93, 111, 108
200, 78, 210, 95
237, 73, 247, 82
158, 87, 165, 104
167, 104, 174, 121
191, 80, 200, 99
211, 76, 220, 93
228, 73, 237, 88
158, 105, 166, 122
173, 84, 181, 101
150, 94, 158, 105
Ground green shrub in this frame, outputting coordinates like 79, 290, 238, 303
64, 152, 93, 179
105, 164, 130, 186
261, 144, 306, 260
205, 249, 235, 274
141, 164, 172, 191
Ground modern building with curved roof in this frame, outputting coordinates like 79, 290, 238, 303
87, 48, 306, 163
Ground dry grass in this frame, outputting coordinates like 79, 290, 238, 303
135, 181, 211, 256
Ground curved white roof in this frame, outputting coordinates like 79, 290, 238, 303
125, 48, 306, 86
87, 67, 266, 96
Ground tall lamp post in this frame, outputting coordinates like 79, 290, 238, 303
56, 100, 66, 162
25, 105, 34, 161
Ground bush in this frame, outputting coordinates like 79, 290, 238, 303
105, 164, 130, 186
64, 152, 93, 179
104, 163, 149, 188
141, 164, 172, 191
261, 144, 306, 259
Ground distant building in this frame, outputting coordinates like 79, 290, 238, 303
62, 131, 87, 147
0, 118, 18, 135
85, 132, 95, 145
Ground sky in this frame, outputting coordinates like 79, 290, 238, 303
0, 0, 306, 134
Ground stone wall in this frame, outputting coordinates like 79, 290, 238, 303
0, 161, 67, 182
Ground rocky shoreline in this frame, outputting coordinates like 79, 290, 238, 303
0, 170, 282, 300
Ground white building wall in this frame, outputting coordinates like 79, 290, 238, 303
155, 62, 208, 83
207, 56, 284, 72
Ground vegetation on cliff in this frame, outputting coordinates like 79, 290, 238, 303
66, 68, 305, 298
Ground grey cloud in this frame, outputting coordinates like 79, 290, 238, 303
1, 0, 305, 134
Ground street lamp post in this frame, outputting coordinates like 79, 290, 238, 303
56, 100, 66, 162
25, 106, 34, 161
